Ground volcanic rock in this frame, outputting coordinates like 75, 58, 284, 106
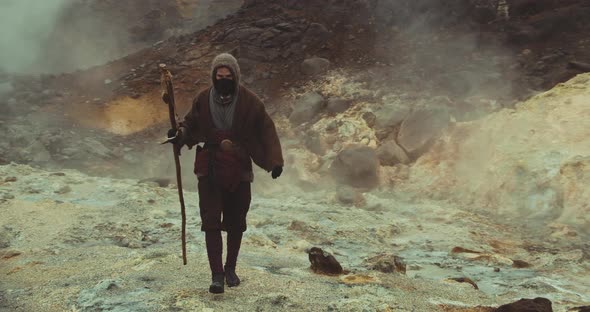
447, 277, 479, 289
330, 144, 379, 189
496, 297, 553, 312
376, 140, 410, 166
374, 104, 411, 140
397, 107, 450, 159
308, 247, 343, 275
301, 57, 330, 76
335, 186, 364, 206
289, 92, 325, 125
364, 253, 406, 274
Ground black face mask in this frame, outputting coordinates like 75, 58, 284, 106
214, 78, 236, 96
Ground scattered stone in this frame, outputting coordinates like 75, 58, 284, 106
54, 185, 72, 194
364, 253, 406, 274
335, 186, 364, 206
570, 306, 590, 312
104, 79, 112, 85
397, 107, 450, 158
451, 247, 482, 254
301, 57, 330, 76
376, 140, 410, 166
512, 259, 531, 268
288, 220, 315, 233
289, 92, 324, 125
138, 178, 171, 187
4, 177, 17, 182
496, 297, 553, 312
326, 97, 352, 114
308, 247, 343, 275
447, 277, 479, 290
330, 144, 379, 189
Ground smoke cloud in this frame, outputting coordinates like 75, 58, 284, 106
0, 0, 68, 73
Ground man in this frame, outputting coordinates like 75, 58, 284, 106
167, 53, 284, 294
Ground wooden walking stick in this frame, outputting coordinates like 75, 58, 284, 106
159, 63, 188, 265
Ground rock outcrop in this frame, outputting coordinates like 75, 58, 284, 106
400, 73, 590, 226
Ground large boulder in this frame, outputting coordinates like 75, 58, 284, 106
330, 144, 379, 189
397, 107, 450, 159
301, 57, 330, 76
289, 92, 324, 125
376, 140, 410, 166
374, 104, 410, 140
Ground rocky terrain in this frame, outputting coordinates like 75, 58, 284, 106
0, 0, 589, 311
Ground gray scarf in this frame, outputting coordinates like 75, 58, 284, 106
209, 87, 238, 131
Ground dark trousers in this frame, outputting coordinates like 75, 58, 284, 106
197, 178, 251, 232
198, 178, 251, 273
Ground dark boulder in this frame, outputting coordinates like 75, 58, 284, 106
496, 298, 552, 312
308, 247, 343, 275
330, 144, 379, 189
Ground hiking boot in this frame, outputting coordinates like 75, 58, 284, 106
224, 265, 241, 287
209, 272, 225, 294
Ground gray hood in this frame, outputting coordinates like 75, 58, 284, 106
211, 52, 241, 95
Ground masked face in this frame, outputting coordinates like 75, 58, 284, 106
214, 67, 235, 96
214, 78, 236, 96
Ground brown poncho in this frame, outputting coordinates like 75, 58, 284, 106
179, 84, 284, 179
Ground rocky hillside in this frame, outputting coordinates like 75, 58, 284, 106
398, 73, 590, 228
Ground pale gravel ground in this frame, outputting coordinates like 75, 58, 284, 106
0, 163, 588, 312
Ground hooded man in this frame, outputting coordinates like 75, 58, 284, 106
167, 53, 284, 294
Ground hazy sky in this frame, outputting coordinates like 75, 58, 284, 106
0, 0, 68, 73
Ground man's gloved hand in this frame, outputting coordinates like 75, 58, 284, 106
271, 166, 283, 179
166, 128, 182, 145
